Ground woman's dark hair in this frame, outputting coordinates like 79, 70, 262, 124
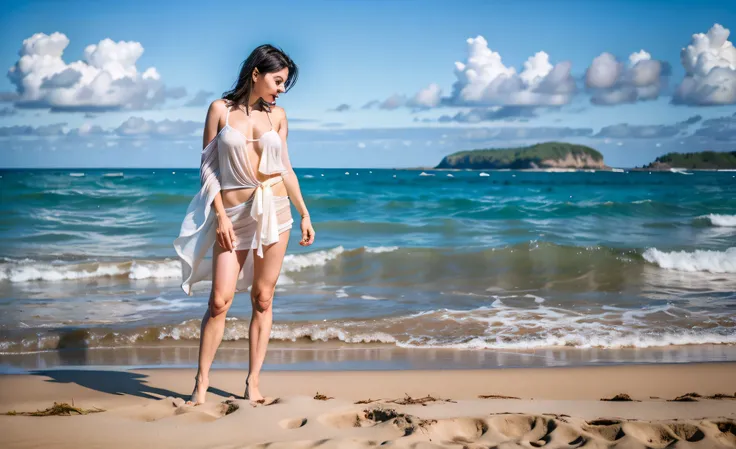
222, 44, 298, 115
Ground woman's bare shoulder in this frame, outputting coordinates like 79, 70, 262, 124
271, 105, 288, 121
208, 98, 228, 114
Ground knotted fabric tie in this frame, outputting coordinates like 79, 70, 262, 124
250, 176, 285, 258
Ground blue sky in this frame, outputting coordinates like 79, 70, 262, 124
1, 0, 735, 168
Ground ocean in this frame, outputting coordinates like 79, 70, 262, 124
0, 168, 735, 371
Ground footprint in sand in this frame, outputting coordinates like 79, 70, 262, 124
416, 417, 488, 445
668, 423, 705, 442
621, 422, 679, 448
278, 417, 308, 429
113, 397, 238, 423
488, 414, 586, 446
318, 410, 376, 429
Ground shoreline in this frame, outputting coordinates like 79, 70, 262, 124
2, 363, 735, 448
2, 342, 736, 373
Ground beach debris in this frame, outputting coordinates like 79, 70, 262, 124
248, 397, 279, 407
386, 393, 456, 406
600, 393, 640, 402
417, 418, 438, 432
221, 399, 239, 415
362, 407, 436, 436
669, 392, 702, 402
364, 407, 399, 422
314, 391, 334, 401
478, 394, 521, 400
6, 402, 104, 416
354, 398, 380, 404
707, 393, 736, 399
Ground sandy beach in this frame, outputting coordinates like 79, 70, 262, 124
1, 363, 735, 448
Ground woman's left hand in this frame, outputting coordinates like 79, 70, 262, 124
300, 216, 315, 246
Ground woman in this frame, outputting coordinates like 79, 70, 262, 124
174, 44, 315, 405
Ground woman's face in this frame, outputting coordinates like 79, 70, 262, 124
254, 67, 289, 105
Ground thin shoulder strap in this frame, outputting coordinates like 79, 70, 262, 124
225, 106, 230, 126
266, 109, 273, 129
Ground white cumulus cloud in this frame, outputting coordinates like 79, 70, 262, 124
6, 32, 183, 112
585, 50, 668, 105
409, 83, 442, 108
448, 36, 576, 106
673, 23, 736, 105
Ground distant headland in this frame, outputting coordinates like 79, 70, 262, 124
638, 151, 736, 170
435, 142, 608, 170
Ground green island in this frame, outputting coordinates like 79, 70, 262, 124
641, 151, 736, 170
435, 142, 607, 170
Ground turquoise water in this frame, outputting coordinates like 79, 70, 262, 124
0, 168, 734, 357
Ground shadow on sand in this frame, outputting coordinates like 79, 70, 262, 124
30, 369, 239, 401
31, 370, 181, 400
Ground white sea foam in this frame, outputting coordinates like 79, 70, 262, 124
128, 260, 181, 279
524, 294, 545, 304
270, 324, 396, 344
643, 247, 736, 273
156, 319, 398, 344
699, 214, 736, 227
670, 168, 693, 175
364, 246, 399, 254
69, 172, 85, 177
282, 246, 344, 272
0, 246, 349, 283
0, 258, 181, 282
6, 302, 735, 352
395, 332, 736, 350
135, 297, 200, 312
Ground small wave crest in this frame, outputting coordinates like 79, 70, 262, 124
643, 247, 736, 273
696, 214, 736, 227
0, 246, 391, 283
282, 247, 345, 272
0, 259, 181, 282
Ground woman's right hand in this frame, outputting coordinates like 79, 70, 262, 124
216, 214, 237, 252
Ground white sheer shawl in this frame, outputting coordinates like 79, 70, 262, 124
173, 133, 230, 296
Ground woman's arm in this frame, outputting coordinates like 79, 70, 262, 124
203, 99, 236, 251
277, 108, 315, 246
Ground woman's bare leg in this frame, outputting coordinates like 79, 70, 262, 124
188, 243, 249, 404
247, 229, 290, 401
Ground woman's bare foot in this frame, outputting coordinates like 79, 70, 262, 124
245, 374, 265, 401
186, 375, 208, 405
